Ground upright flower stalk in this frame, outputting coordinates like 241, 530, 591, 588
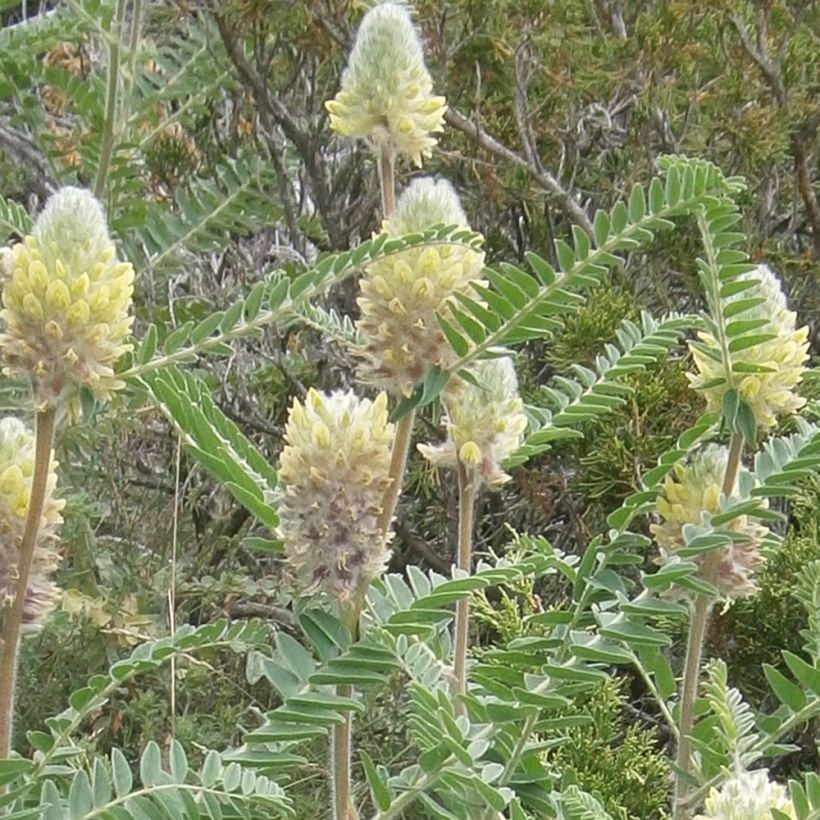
420, 358, 527, 707
0, 187, 132, 757
358, 178, 487, 547
0, 410, 58, 758
670, 434, 745, 818
277, 389, 395, 820
667, 263, 808, 818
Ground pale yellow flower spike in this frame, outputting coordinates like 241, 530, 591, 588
651, 445, 768, 600
0, 188, 135, 419
688, 264, 809, 430
357, 177, 486, 395
694, 769, 795, 819
0, 417, 64, 632
277, 389, 395, 601
325, 2, 446, 166
418, 357, 528, 489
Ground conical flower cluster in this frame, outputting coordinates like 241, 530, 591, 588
694, 769, 795, 819
325, 2, 446, 166
357, 178, 486, 396
0, 417, 63, 632
277, 389, 395, 601
418, 357, 527, 488
688, 265, 809, 430
651, 445, 768, 599
0, 187, 135, 418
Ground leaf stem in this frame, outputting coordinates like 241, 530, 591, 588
94, 0, 127, 199
672, 431, 744, 819
0, 407, 56, 758
453, 461, 476, 713
683, 696, 820, 810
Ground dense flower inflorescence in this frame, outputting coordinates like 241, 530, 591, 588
357, 178, 485, 395
418, 357, 527, 488
651, 445, 768, 599
0, 418, 63, 632
325, 2, 446, 167
688, 265, 809, 429
694, 769, 795, 819
0, 187, 135, 418
277, 389, 395, 601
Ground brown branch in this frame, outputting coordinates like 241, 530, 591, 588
392, 518, 450, 574
445, 107, 594, 235
213, 12, 343, 248
730, 11, 820, 255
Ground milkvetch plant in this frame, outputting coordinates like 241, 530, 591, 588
325, 1, 446, 172
2, 1, 820, 819
0, 185, 133, 762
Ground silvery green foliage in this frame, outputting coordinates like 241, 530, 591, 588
125, 156, 820, 817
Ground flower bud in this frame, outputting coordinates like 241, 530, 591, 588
277, 389, 395, 601
0, 188, 135, 418
418, 357, 527, 488
0, 417, 64, 632
694, 769, 795, 819
651, 445, 767, 599
357, 178, 486, 395
688, 265, 809, 430
325, 2, 446, 166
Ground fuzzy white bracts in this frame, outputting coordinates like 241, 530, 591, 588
277, 389, 395, 601
694, 769, 795, 819
325, 2, 446, 166
652, 445, 768, 599
688, 265, 808, 430
419, 357, 527, 488
0, 188, 134, 418
357, 178, 486, 396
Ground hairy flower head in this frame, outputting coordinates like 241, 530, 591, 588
357, 178, 486, 395
0, 187, 135, 418
0, 417, 64, 632
325, 2, 446, 166
651, 445, 768, 599
418, 357, 527, 488
688, 265, 809, 429
277, 389, 395, 601
695, 769, 795, 819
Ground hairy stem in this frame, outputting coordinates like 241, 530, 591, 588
378, 146, 396, 218
124, 0, 143, 109
94, 0, 127, 199
377, 413, 414, 538
673, 431, 744, 819
332, 603, 360, 820
332, 683, 357, 820
453, 461, 477, 713
0, 407, 56, 758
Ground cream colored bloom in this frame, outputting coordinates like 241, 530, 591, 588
0, 187, 135, 418
0, 417, 64, 631
695, 769, 795, 819
418, 357, 527, 488
325, 2, 446, 166
651, 445, 767, 599
688, 265, 809, 429
357, 178, 485, 395
277, 389, 395, 601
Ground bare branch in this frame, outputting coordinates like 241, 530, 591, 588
213, 12, 344, 248
445, 107, 594, 235
730, 11, 819, 255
